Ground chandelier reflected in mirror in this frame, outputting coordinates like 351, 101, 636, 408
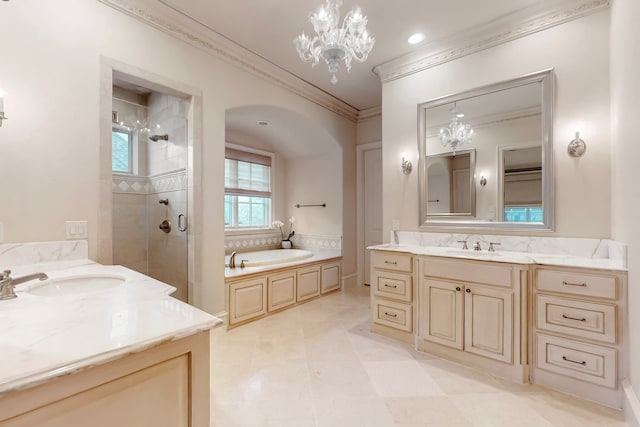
439, 103, 475, 154
294, 0, 375, 85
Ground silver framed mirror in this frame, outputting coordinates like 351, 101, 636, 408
418, 69, 554, 231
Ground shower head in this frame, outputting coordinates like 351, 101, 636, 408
149, 134, 169, 142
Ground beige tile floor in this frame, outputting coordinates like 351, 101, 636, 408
210, 285, 628, 427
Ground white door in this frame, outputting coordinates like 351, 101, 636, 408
363, 147, 383, 285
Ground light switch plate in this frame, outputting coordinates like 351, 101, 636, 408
66, 221, 88, 239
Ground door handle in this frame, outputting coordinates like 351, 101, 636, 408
178, 214, 187, 232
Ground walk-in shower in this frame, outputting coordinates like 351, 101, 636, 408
111, 80, 189, 302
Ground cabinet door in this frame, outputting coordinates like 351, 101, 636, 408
268, 271, 296, 312
229, 277, 267, 325
464, 285, 513, 363
422, 279, 463, 350
321, 262, 341, 293
297, 266, 320, 302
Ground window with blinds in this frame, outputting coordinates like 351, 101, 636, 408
224, 146, 273, 229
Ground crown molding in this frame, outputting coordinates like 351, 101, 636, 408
357, 105, 382, 121
97, 0, 360, 122
373, 0, 610, 83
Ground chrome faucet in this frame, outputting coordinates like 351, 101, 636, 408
473, 241, 482, 251
0, 269, 48, 300
228, 251, 237, 269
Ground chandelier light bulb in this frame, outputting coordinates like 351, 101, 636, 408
294, 0, 375, 85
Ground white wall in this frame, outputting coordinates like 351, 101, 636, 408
0, 0, 357, 315
285, 151, 343, 237
381, 11, 611, 237
610, 0, 640, 416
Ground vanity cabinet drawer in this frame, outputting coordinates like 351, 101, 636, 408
372, 251, 412, 273
536, 334, 617, 388
536, 295, 616, 344
373, 298, 412, 332
423, 257, 513, 287
372, 270, 412, 302
536, 269, 617, 300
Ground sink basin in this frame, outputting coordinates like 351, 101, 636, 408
27, 274, 126, 297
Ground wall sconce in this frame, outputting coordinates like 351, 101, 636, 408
568, 130, 586, 157
401, 157, 412, 174
480, 176, 487, 187
0, 88, 6, 127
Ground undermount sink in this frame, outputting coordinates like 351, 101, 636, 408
26, 274, 126, 297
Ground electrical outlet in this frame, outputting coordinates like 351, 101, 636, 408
66, 221, 88, 239
391, 220, 400, 231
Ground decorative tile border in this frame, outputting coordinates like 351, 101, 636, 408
149, 170, 187, 194
292, 234, 342, 251
224, 232, 281, 252
112, 169, 186, 195
224, 233, 343, 252
112, 174, 150, 194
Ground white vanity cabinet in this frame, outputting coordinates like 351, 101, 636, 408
531, 265, 627, 407
419, 257, 528, 382
370, 251, 414, 341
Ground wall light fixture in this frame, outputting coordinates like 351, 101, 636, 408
402, 157, 412, 175
568, 130, 586, 157
0, 88, 6, 127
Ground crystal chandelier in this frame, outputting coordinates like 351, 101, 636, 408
294, 0, 375, 85
439, 103, 475, 154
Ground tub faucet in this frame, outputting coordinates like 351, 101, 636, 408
0, 269, 48, 300
228, 251, 237, 269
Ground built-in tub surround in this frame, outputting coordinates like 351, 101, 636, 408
224, 248, 342, 327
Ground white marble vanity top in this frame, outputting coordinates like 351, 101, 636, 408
370, 243, 626, 271
0, 260, 222, 395
370, 231, 627, 271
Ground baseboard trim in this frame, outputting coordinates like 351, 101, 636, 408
624, 380, 640, 427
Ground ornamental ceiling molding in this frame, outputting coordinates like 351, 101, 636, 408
373, 0, 610, 83
97, 0, 360, 122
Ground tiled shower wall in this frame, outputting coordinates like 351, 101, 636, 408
112, 92, 189, 301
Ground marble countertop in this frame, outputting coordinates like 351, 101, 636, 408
0, 261, 222, 395
225, 249, 342, 279
369, 244, 627, 271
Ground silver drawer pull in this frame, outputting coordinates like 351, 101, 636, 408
384, 312, 398, 318
562, 281, 587, 287
384, 260, 398, 265
562, 314, 587, 322
562, 356, 587, 366
383, 283, 398, 288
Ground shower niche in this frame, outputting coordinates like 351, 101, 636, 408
110, 78, 190, 302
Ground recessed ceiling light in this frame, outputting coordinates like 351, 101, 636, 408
408, 33, 425, 45
257, 120, 269, 126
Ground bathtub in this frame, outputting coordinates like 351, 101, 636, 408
225, 249, 314, 268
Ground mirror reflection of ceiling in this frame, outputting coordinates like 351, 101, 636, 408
157, 0, 596, 110
425, 82, 541, 134
504, 146, 542, 170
